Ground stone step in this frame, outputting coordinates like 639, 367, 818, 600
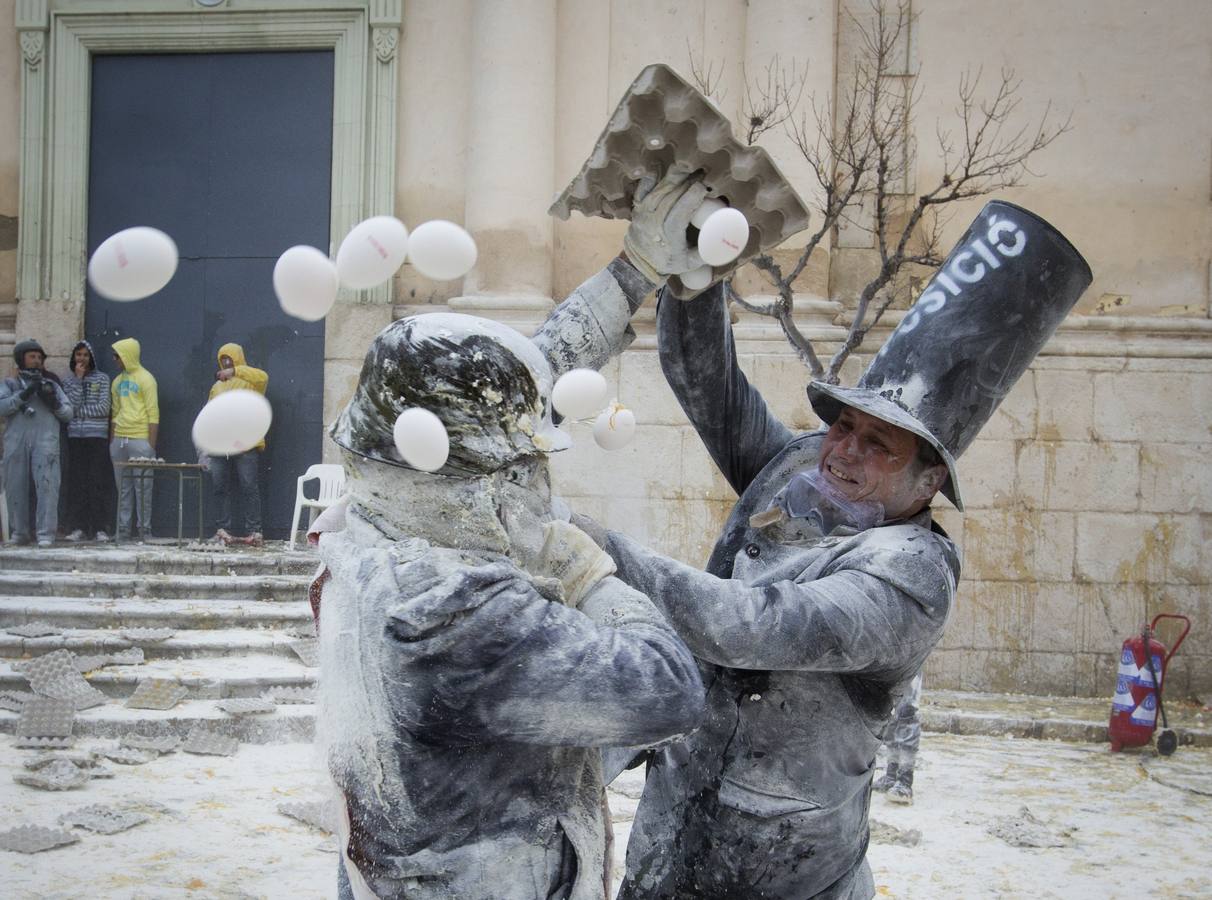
0, 698, 315, 743
0, 652, 315, 700
0, 571, 311, 602
0, 625, 308, 661
0, 596, 313, 630
0, 545, 319, 576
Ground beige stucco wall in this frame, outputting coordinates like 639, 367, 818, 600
3, 1, 1208, 697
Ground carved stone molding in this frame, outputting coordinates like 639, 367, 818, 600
372, 26, 398, 63
19, 31, 44, 68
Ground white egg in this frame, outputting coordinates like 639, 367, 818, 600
593, 403, 636, 451
393, 408, 450, 472
88, 227, 178, 302
192, 390, 272, 456
273, 246, 338, 322
697, 207, 750, 266
690, 197, 727, 229
551, 368, 609, 420
336, 216, 409, 290
407, 220, 478, 281
679, 264, 714, 291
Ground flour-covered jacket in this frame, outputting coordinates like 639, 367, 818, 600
610, 284, 960, 900
317, 508, 704, 900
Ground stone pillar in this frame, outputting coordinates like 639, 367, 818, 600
452, 0, 557, 326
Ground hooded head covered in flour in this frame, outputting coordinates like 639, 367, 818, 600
315, 311, 704, 900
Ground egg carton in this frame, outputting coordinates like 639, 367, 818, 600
181, 726, 238, 757
107, 648, 147, 666
16, 697, 75, 739
119, 734, 181, 755
59, 804, 151, 835
125, 679, 189, 711
5, 621, 62, 639
0, 690, 35, 712
288, 638, 320, 668
277, 799, 338, 834
23, 752, 103, 771
13, 759, 91, 791
0, 824, 80, 854
13, 736, 75, 750
98, 747, 156, 766
217, 697, 276, 717
265, 686, 314, 705
119, 627, 175, 644
549, 63, 811, 298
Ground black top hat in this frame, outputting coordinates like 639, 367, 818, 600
808, 200, 1092, 510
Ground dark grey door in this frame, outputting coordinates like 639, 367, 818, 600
85, 51, 334, 540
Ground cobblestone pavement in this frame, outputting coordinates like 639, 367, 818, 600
2, 733, 1208, 899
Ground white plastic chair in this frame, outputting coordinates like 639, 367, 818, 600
288, 464, 345, 550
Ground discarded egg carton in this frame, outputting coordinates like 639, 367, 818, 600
107, 647, 146, 666
98, 746, 157, 766
119, 734, 181, 755
549, 63, 812, 298
13, 736, 75, 750
59, 804, 151, 835
181, 726, 238, 757
289, 638, 320, 668
16, 696, 75, 739
0, 690, 34, 712
15, 650, 108, 710
266, 686, 314, 705
120, 627, 175, 644
23, 752, 103, 771
0, 824, 80, 854
5, 622, 62, 639
217, 697, 276, 717
73, 655, 109, 674
277, 799, 339, 834
125, 678, 189, 711
13, 759, 91, 791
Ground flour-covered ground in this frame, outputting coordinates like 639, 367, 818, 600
1, 733, 1208, 899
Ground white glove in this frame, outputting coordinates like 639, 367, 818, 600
533, 520, 616, 609
623, 165, 709, 284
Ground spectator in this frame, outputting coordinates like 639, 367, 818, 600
62, 340, 116, 542
109, 338, 159, 541
873, 671, 923, 804
0, 339, 73, 546
202, 342, 268, 546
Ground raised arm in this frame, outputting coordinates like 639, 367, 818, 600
657, 284, 794, 495
606, 528, 955, 677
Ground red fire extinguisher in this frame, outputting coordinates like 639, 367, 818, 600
1108, 613, 1190, 755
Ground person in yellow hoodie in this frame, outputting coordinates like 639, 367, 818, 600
109, 337, 159, 541
202, 342, 268, 545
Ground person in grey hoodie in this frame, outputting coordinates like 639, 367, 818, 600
61, 340, 116, 541
0, 339, 72, 546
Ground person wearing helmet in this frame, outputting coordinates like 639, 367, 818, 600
0, 339, 73, 546
317, 307, 705, 899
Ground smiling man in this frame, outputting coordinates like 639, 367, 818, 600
594, 202, 1093, 899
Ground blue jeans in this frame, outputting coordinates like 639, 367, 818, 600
209, 451, 262, 534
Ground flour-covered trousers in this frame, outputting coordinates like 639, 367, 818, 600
886, 672, 923, 769
110, 437, 155, 537
2, 429, 60, 542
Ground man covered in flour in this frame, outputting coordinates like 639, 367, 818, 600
589, 199, 1093, 899
313, 176, 718, 900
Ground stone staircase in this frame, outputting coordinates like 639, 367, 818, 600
0, 544, 320, 744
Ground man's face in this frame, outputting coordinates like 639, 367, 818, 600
21, 350, 44, 370
73, 347, 91, 369
220, 355, 234, 369
113, 352, 125, 371
818, 406, 940, 520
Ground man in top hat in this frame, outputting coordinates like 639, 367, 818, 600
587, 201, 1092, 899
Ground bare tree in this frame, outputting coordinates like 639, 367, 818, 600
691, 0, 1070, 383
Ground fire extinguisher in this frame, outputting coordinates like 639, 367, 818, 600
1108, 613, 1190, 755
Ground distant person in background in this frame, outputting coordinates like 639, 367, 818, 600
62, 340, 116, 542
873, 671, 923, 804
201, 342, 268, 546
110, 337, 159, 541
0, 339, 73, 546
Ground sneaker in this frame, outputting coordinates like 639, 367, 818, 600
95, 531, 110, 542
65, 530, 85, 542
37, 539, 54, 548
245, 532, 264, 547
5, 534, 32, 546
886, 779, 914, 805
213, 528, 234, 545
872, 762, 899, 793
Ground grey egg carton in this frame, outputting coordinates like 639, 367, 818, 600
98, 746, 156, 766
15, 649, 107, 709
278, 799, 338, 834
181, 726, 239, 757
549, 63, 811, 297
59, 804, 151, 835
0, 690, 35, 712
13, 735, 75, 750
0, 824, 80, 853
13, 759, 91, 791
217, 697, 276, 717
265, 686, 314, 705
289, 638, 320, 668
16, 696, 75, 739
5, 621, 63, 638
23, 752, 104, 771
125, 679, 189, 711
119, 627, 175, 643
119, 734, 181, 754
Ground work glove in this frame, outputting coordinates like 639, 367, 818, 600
623, 165, 709, 285
569, 511, 608, 550
38, 381, 60, 409
533, 520, 617, 609
18, 379, 38, 401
